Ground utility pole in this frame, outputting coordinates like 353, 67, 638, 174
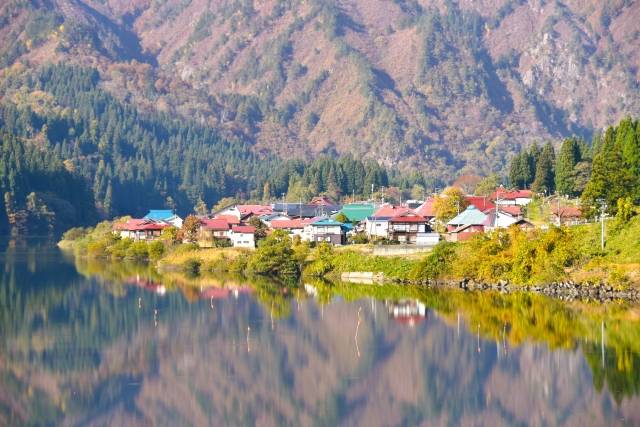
597, 198, 606, 251
282, 193, 286, 216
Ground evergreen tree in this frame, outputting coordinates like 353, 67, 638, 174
532, 143, 555, 194
555, 138, 581, 197
618, 117, 640, 197
582, 126, 635, 216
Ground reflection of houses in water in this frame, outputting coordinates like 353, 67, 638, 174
126, 275, 166, 295
304, 283, 318, 297
386, 299, 427, 326
199, 286, 253, 300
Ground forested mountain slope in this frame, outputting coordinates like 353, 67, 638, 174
1, 0, 638, 178
0, 65, 397, 233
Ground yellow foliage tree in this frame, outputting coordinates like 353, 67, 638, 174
433, 187, 469, 226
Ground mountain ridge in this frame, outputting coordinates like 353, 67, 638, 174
1, 0, 639, 179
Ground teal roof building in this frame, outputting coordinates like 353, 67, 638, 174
447, 205, 488, 226
340, 204, 375, 222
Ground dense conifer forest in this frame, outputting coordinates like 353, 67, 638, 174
0, 65, 421, 234
507, 116, 640, 216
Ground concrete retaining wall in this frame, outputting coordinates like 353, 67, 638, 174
340, 272, 385, 284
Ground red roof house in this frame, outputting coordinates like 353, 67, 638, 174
372, 205, 412, 218
114, 219, 169, 241
309, 196, 336, 206
414, 198, 435, 218
199, 218, 231, 242
200, 219, 230, 231
465, 196, 495, 212
237, 205, 273, 219
551, 206, 583, 226
213, 214, 241, 225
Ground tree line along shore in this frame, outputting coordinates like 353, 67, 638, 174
59, 210, 640, 296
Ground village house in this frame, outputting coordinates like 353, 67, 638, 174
364, 205, 412, 239
269, 218, 311, 239
305, 218, 347, 244
340, 203, 376, 223
446, 205, 488, 242
272, 202, 340, 218
230, 225, 256, 248
482, 209, 522, 229
258, 212, 291, 227
492, 189, 533, 206
114, 218, 169, 241
388, 212, 432, 243
414, 198, 436, 224
144, 210, 183, 228
465, 196, 496, 212
198, 218, 231, 243
215, 204, 273, 221
309, 196, 337, 207
551, 206, 584, 226
212, 214, 241, 225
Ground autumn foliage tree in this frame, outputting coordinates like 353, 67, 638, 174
182, 215, 201, 243
433, 187, 469, 226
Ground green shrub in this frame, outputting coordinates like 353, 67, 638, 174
348, 232, 369, 244
409, 242, 456, 280
228, 253, 249, 272
86, 239, 109, 258
148, 241, 165, 260
126, 241, 149, 260
212, 238, 232, 248
305, 242, 334, 276
107, 238, 133, 258
247, 230, 298, 276
183, 258, 202, 276
62, 227, 87, 241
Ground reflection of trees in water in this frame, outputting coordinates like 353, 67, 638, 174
2, 249, 640, 425
587, 343, 640, 403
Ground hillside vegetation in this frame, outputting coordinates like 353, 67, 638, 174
1, 0, 639, 178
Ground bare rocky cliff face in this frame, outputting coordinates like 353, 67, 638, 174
1, 0, 638, 179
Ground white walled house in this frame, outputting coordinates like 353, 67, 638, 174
230, 225, 256, 248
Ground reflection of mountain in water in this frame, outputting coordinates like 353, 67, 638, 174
0, 244, 640, 425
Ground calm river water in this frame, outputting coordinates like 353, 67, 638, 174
1, 241, 639, 426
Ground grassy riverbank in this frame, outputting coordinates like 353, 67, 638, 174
60, 216, 640, 289
307, 217, 640, 288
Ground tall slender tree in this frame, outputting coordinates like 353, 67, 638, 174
532, 143, 555, 194
555, 138, 581, 197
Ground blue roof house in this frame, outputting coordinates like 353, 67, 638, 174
144, 210, 184, 228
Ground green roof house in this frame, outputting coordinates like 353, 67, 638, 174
340, 203, 375, 222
